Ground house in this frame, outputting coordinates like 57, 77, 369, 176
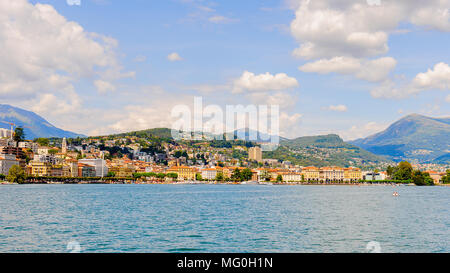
166, 165, 197, 181
0, 154, 19, 175
301, 167, 320, 181
344, 167, 362, 182
29, 161, 52, 177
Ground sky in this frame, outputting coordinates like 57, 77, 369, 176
0, 0, 449, 140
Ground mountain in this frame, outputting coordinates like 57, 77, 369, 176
350, 114, 450, 163
263, 134, 390, 167
0, 104, 84, 140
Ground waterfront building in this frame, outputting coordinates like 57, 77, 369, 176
78, 163, 97, 177
108, 166, 135, 177
319, 167, 345, 182
78, 158, 108, 177
201, 167, 222, 180
424, 171, 443, 184
344, 167, 362, 182
166, 165, 197, 181
29, 161, 52, 177
0, 154, 19, 175
248, 146, 262, 162
279, 172, 303, 182
301, 167, 320, 181
364, 172, 384, 181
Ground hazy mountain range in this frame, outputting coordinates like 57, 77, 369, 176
350, 114, 450, 163
0, 104, 84, 139
1, 104, 448, 164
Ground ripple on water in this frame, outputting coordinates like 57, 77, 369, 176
0, 184, 448, 253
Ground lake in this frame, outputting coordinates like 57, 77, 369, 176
0, 184, 448, 252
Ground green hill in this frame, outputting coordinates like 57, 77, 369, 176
264, 134, 390, 167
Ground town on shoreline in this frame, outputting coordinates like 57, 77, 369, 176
1, 128, 449, 186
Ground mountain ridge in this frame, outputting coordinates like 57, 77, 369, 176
350, 114, 450, 163
0, 104, 84, 140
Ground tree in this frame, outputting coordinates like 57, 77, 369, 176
215, 172, 224, 182
13, 127, 25, 142
34, 138, 50, 146
412, 170, 434, 186
276, 175, 283, 183
106, 171, 116, 177
196, 173, 202, 181
231, 168, 241, 181
393, 161, 413, 181
442, 170, 450, 184
241, 168, 253, 181
7, 165, 27, 184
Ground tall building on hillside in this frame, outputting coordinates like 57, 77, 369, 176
62, 137, 67, 154
248, 146, 262, 162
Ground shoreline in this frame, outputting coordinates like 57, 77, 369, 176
1, 181, 448, 186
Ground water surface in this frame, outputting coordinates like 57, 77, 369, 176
0, 184, 448, 252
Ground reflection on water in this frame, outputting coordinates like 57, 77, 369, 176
0, 184, 448, 253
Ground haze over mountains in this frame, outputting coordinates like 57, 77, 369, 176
350, 114, 450, 163
0, 104, 84, 139
1, 104, 448, 164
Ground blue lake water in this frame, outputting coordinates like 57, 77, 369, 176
0, 184, 448, 253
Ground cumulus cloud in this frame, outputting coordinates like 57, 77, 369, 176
327, 105, 348, 112
371, 63, 450, 99
291, 0, 450, 60
412, 62, 450, 91
167, 52, 183, 62
300, 56, 397, 82
232, 71, 299, 94
0, 0, 131, 116
291, 0, 450, 87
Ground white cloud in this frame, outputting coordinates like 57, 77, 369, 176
279, 112, 303, 138
290, 0, 450, 60
94, 80, 116, 93
327, 105, 348, 112
412, 62, 450, 91
371, 62, 450, 99
247, 92, 297, 109
232, 71, 299, 94
291, 0, 450, 90
0, 0, 131, 114
167, 52, 183, 62
208, 15, 237, 24
300, 56, 396, 82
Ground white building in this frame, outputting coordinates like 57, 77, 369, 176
0, 128, 12, 139
19, 141, 39, 152
33, 154, 61, 165
201, 168, 219, 180
0, 154, 19, 175
78, 159, 108, 177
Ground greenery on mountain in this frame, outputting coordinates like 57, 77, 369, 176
350, 114, 450, 163
264, 134, 390, 167
0, 104, 84, 139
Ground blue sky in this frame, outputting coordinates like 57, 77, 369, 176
2, 0, 450, 139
